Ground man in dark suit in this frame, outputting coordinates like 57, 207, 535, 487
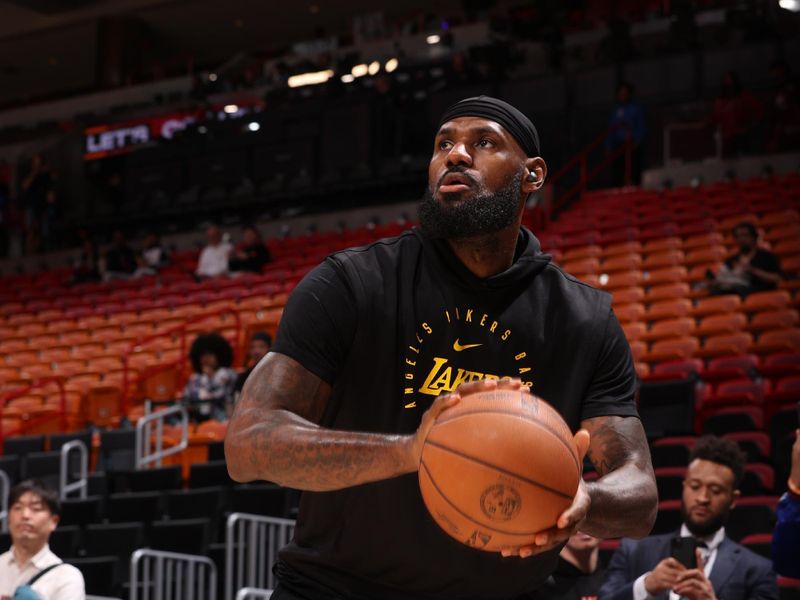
599, 436, 778, 600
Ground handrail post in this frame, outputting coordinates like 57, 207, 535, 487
135, 404, 189, 470
60, 440, 88, 500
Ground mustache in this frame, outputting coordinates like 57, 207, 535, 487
436, 166, 477, 189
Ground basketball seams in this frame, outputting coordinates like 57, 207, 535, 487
419, 460, 549, 539
431, 408, 581, 474
424, 439, 575, 500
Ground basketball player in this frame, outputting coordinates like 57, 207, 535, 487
226, 96, 658, 600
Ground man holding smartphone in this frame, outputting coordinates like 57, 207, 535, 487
599, 436, 777, 600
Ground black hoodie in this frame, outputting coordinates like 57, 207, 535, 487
271, 227, 638, 600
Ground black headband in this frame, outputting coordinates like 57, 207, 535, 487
438, 95, 541, 157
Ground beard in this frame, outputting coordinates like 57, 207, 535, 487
418, 169, 523, 240
681, 504, 730, 538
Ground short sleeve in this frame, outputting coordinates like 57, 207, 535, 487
271, 258, 357, 384
580, 309, 639, 421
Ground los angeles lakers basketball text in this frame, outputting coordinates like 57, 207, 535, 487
402, 305, 535, 408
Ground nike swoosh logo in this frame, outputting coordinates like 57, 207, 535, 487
453, 339, 483, 352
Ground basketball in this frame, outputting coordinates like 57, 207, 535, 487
418, 389, 581, 553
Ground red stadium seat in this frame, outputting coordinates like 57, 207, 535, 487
697, 332, 754, 359
691, 294, 742, 318
649, 358, 704, 380
759, 352, 800, 379
695, 313, 747, 337
742, 290, 792, 314
701, 405, 764, 434
701, 354, 760, 382
748, 309, 799, 333
752, 328, 800, 355
641, 318, 696, 343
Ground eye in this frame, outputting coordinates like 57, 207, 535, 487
477, 138, 494, 148
438, 140, 452, 150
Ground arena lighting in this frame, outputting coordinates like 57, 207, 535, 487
779, 0, 800, 11
368, 61, 380, 75
351, 63, 368, 77
247, 122, 260, 132
426, 34, 441, 44
223, 104, 239, 114
208, 73, 218, 82
341, 73, 355, 83
287, 69, 334, 88
197, 125, 208, 134
385, 58, 399, 73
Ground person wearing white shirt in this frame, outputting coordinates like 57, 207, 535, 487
196, 224, 232, 278
599, 436, 777, 600
0, 480, 85, 600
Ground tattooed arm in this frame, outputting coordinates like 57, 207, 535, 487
579, 415, 658, 538
225, 352, 498, 491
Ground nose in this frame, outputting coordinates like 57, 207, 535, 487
446, 142, 472, 168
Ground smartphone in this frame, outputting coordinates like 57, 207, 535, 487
670, 537, 698, 569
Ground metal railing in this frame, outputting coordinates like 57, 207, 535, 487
0, 469, 9, 533
226, 514, 295, 600
548, 122, 632, 216
130, 549, 217, 600
235, 590, 272, 600
59, 439, 88, 500
135, 404, 189, 469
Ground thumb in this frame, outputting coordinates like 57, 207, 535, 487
573, 429, 590, 462
695, 547, 705, 572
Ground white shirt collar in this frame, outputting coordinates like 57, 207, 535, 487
679, 523, 726, 551
9, 544, 55, 569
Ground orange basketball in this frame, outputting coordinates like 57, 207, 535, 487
418, 389, 581, 553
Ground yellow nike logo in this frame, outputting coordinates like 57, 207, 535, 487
453, 339, 483, 352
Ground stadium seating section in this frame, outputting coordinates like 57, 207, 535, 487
1, 174, 800, 595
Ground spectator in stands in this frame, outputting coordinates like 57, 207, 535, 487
234, 332, 272, 395
0, 480, 85, 599
195, 223, 232, 278
706, 222, 781, 297
709, 71, 764, 157
101, 229, 137, 280
772, 428, 800, 578
599, 436, 778, 600
71, 238, 101, 284
134, 231, 169, 277
542, 532, 605, 600
606, 82, 646, 186
228, 225, 270, 274
19, 154, 55, 255
182, 332, 237, 422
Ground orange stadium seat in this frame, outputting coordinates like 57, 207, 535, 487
684, 247, 728, 267
748, 309, 799, 333
695, 313, 748, 337
683, 232, 725, 250
601, 254, 643, 273
621, 322, 646, 342
561, 258, 599, 277
753, 329, 800, 355
611, 287, 645, 305
563, 245, 602, 261
691, 295, 742, 318
644, 267, 688, 287
773, 238, 800, 258
644, 298, 693, 322
758, 209, 799, 229
764, 224, 800, 245
628, 340, 648, 362
645, 283, 691, 304
600, 271, 644, 290
613, 303, 645, 324
697, 332, 754, 359
742, 290, 791, 313
642, 237, 683, 254
644, 337, 700, 364
643, 250, 685, 270
602, 241, 643, 258
641, 318, 696, 343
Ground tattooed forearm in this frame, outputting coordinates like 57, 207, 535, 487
225, 352, 416, 491
579, 416, 658, 539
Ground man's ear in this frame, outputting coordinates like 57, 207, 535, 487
730, 489, 741, 509
522, 157, 547, 193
